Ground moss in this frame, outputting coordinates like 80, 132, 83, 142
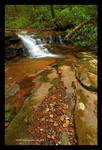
48, 86, 53, 92
5, 105, 16, 122
77, 60, 97, 75
50, 78, 60, 87
88, 73, 97, 90
39, 69, 52, 82
75, 109, 97, 145
87, 65, 97, 75
76, 53, 84, 58
76, 89, 88, 106
5, 111, 27, 145
5, 94, 17, 105
5, 97, 41, 145
5, 105, 16, 112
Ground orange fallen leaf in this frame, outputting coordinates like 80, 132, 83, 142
50, 95, 56, 100
60, 116, 64, 121
49, 119, 54, 123
49, 104, 53, 106
47, 135, 51, 138
63, 120, 69, 128
5, 122, 9, 127
54, 122, 58, 126
51, 135, 55, 140
49, 114, 53, 118
63, 104, 68, 110
65, 120, 69, 124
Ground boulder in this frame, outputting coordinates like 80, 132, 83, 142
5, 31, 23, 61
5, 83, 20, 98
75, 88, 97, 145
5, 83, 20, 104
75, 66, 97, 91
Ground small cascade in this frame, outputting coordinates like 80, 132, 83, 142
58, 35, 63, 44
18, 31, 63, 58
49, 35, 53, 43
42, 38, 46, 44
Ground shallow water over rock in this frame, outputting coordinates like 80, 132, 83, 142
5, 30, 97, 145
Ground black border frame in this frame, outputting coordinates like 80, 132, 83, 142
0, 1, 101, 149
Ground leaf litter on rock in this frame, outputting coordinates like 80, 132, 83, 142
28, 79, 77, 145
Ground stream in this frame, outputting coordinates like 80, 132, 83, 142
5, 30, 97, 145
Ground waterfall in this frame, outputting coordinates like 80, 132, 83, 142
42, 38, 46, 44
58, 35, 63, 44
18, 32, 63, 58
49, 35, 53, 43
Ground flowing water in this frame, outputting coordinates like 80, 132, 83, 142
18, 31, 64, 58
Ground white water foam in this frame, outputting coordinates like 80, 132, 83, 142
18, 32, 63, 58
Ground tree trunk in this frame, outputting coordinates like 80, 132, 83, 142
64, 21, 88, 40
14, 5, 18, 13
50, 5, 59, 30
50, 5, 56, 18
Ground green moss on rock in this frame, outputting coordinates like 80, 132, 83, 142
5, 97, 41, 145
5, 105, 16, 122
75, 109, 97, 145
5, 111, 27, 145
50, 78, 60, 87
5, 94, 17, 105
39, 69, 52, 82
48, 86, 53, 92
76, 89, 88, 106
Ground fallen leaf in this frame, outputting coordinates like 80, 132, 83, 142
49, 104, 53, 106
63, 120, 69, 128
60, 116, 64, 121
51, 135, 55, 140
54, 122, 58, 126
65, 120, 69, 124
49, 119, 54, 122
49, 114, 53, 118
50, 95, 56, 100
5, 122, 9, 127
63, 104, 68, 110
47, 135, 51, 138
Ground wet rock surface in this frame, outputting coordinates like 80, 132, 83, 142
5, 31, 97, 145
75, 51, 97, 92
5, 31, 23, 61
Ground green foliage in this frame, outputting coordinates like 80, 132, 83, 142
5, 5, 97, 49
65, 23, 97, 48
5, 5, 97, 29
56, 8, 74, 29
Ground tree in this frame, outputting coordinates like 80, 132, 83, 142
50, 5, 59, 30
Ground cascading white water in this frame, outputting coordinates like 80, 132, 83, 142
18, 32, 63, 58
49, 35, 53, 43
58, 35, 63, 44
